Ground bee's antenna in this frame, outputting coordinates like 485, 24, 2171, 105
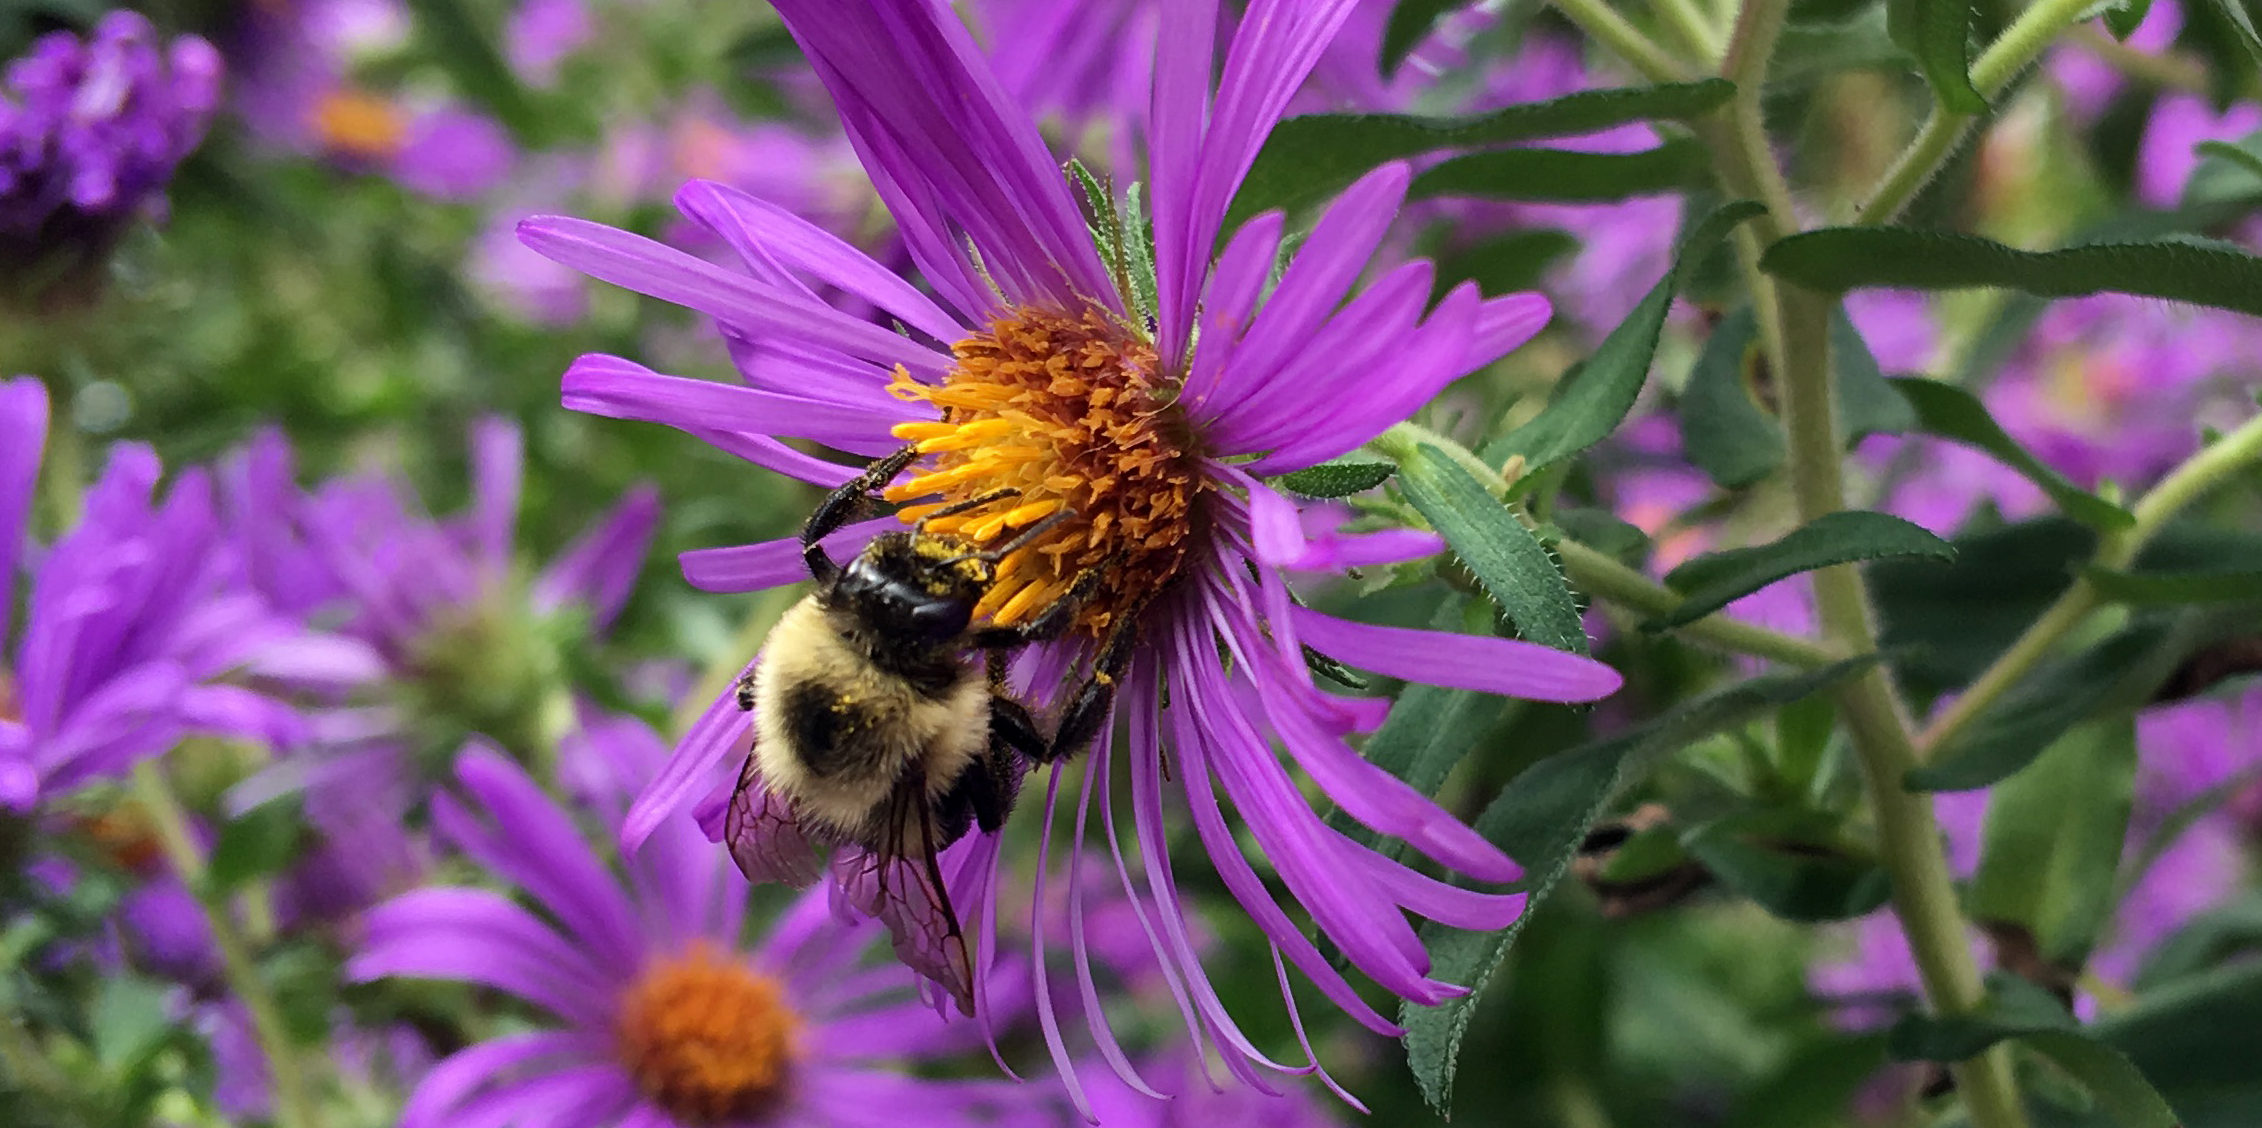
912, 487, 1022, 531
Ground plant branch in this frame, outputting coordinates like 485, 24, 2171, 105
1553, 538, 1841, 666
129, 760, 322, 1128
1857, 0, 2108, 223
1545, 0, 1693, 83
1919, 412, 2262, 753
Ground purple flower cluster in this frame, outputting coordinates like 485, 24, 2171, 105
0, 12, 219, 255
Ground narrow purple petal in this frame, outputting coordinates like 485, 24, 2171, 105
678, 516, 894, 594
0, 378, 49, 625
621, 675, 752, 853
398, 1032, 611, 1128
1248, 282, 1483, 473
467, 417, 523, 573
532, 484, 659, 632
1292, 605, 1623, 703
674, 180, 966, 346
1178, 209, 1285, 416
351, 888, 617, 1024
1149, 0, 1223, 368
1465, 291, 1554, 370
439, 746, 647, 970
562, 354, 911, 454
519, 217, 950, 377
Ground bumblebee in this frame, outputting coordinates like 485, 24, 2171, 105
723, 446, 1130, 1009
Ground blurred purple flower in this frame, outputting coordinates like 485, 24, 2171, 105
522, 0, 1618, 1105
388, 106, 516, 201
1083, 1048, 1344, 1127
505, 0, 593, 88
2046, 0, 2182, 123
0, 378, 347, 812
0, 11, 219, 289
350, 733, 1047, 1128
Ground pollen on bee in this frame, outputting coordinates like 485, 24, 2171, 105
886, 307, 1204, 636
615, 944, 799, 1124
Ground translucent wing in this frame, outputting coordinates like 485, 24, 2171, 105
723, 752, 828, 888
834, 792, 976, 1014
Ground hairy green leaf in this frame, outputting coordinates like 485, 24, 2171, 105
2085, 564, 2262, 604
1227, 79, 1736, 226
2105, 0, 2157, 38
1405, 655, 1884, 1109
1679, 308, 1782, 488
1398, 445, 1589, 654
1889, 377, 2136, 529
1684, 812, 1893, 921
1893, 976, 2180, 1128
1652, 511, 1953, 629
1408, 139, 1711, 202
1490, 200, 1766, 471
1886, 0, 1985, 113
1433, 229, 1580, 298
1275, 459, 1396, 499
207, 799, 307, 893
1967, 719, 2137, 962
1763, 227, 2262, 317
1380, 0, 1461, 76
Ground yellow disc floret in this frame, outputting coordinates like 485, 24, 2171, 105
615, 945, 799, 1124
887, 307, 1204, 636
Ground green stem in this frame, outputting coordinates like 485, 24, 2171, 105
1653, 0, 1727, 64
1919, 412, 2262, 754
1773, 286, 2030, 1128
1857, 0, 2107, 223
128, 761, 321, 1128
1546, 0, 1693, 83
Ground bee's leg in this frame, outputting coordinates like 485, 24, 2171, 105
1044, 617, 1139, 762
733, 670, 758, 712
801, 444, 920, 583
967, 560, 1112, 649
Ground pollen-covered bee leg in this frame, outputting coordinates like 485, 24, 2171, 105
968, 560, 1112, 649
801, 444, 920, 582
939, 725, 1024, 837
1045, 617, 1140, 762
733, 671, 758, 712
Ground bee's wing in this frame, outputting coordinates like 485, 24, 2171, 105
834, 805, 976, 1015
723, 753, 828, 888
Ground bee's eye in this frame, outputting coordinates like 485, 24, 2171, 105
906, 597, 971, 639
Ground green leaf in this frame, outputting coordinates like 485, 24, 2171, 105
1404, 655, 1884, 1109
1407, 139, 1712, 202
1432, 229, 1580, 297
207, 799, 306, 893
1763, 227, 2262, 318
90, 975, 174, 1074
2105, 0, 2156, 38
1872, 518, 2093, 696
1892, 976, 2181, 1128
1967, 719, 2137, 962
1553, 506, 1653, 564
2195, 138, 2262, 191
2199, 0, 2262, 61
1651, 511, 1954, 629
1380, 0, 1460, 76
1830, 311, 1918, 439
1727, 1033, 1893, 1128
1489, 200, 1767, 471
2085, 564, 2262, 604
1910, 614, 2207, 791
1683, 812, 1893, 921
1886, 0, 1986, 113
1398, 444, 1590, 655
1275, 459, 1396, 499
2137, 895, 2262, 988
1889, 377, 2137, 530
2100, 962, 2262, 1123
1679, 308, 1783, 488
1226, 79, 1737, 226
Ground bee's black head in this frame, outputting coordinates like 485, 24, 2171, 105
828, 531, 992, 643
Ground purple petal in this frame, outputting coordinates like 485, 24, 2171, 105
1292, 604, 1622, 702
674, 179, 965, 345
351, 887, 617, 1024
0, 378, 49, 625
466, 417, 523, 574
1178, 209, 1285, 416
621, 678, 752, 853
532, 484, 659, 632
438, 746, 647, 970
1149, 0, 1223, 368
562, 354, 910, 454
398, 1032, 610, 1128
1465, 291, 1554, 371
1247, 282, 1482, 473
519, 217, 950, 378
679, 516, 895, 594
1209, 258, 1435, 453
766, 0, 1115, 311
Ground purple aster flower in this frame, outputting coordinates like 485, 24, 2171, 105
351, 732, 1050, 1128
1082, 1048, 1344, 1127
0, 377, 339, 812
0, 11, 219, 297
520, 0, 1620, 1103
386, 105, 516, 201
505, 0, 593, 88
2047, 0, 2183, 123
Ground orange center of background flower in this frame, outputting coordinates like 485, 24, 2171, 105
311, 91, 407, 161
886, 307, 1203, 636
615, 945, 799, 1124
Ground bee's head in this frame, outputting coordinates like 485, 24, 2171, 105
831, 532, 992, 643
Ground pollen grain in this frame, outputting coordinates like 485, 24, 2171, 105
615, 944, 799, 1124
886, 307, 1203, 635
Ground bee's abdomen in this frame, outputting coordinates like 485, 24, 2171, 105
779, 680, 899, 780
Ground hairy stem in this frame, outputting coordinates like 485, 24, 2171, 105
1858, 0, 2109, 223
129, 760, 322, 1128
1545, 0, 1692, 83
1920, 412, 2262, 753
1773, 285, 2031, 1128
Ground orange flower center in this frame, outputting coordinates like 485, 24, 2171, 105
886, 307, 1204, 636
615, 945, 800, 1124
76, 802, 163, 875
312, 90, 407, 161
